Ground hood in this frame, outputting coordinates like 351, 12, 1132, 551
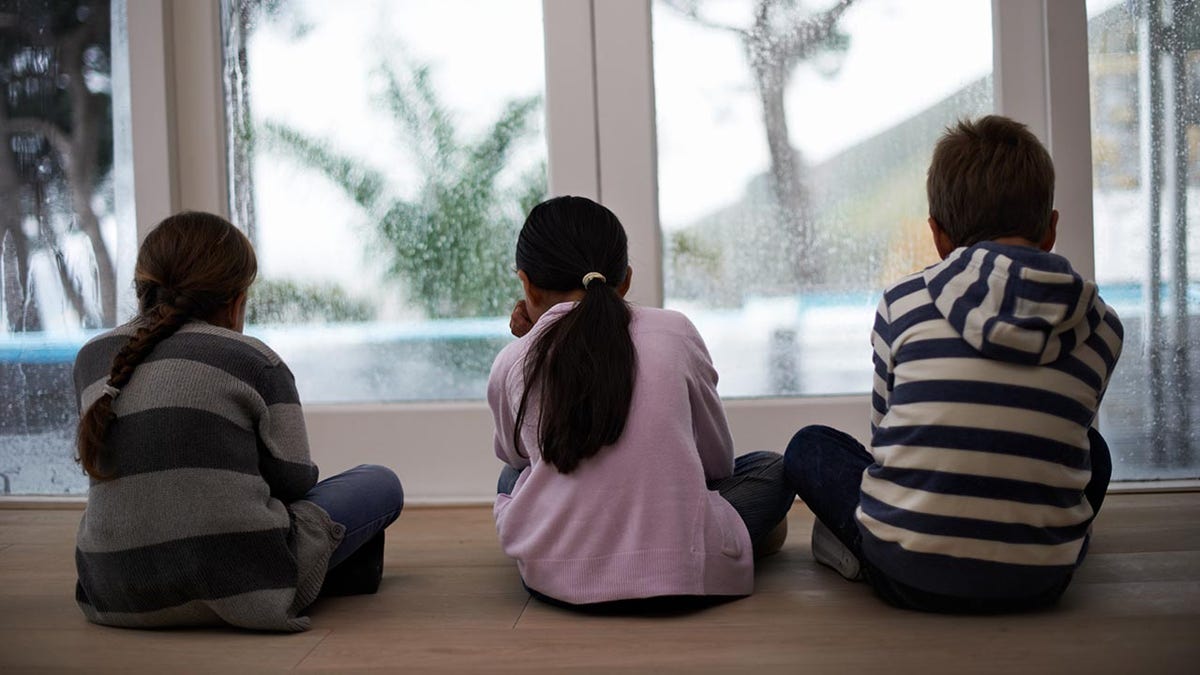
922, 242, 1101, 366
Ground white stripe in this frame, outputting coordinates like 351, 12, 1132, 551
882, 400, 1089, 447
899, 321, 961, 341
1071, 344, 1111, 383
895, 357, 1097, 406
857, 510, 1085, 566
887, 286, 930, 320
860, 474, 1094, 527
872, 444, 1092, 489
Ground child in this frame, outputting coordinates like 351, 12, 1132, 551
785, 116, 1124, 612
73, 211, 404, 631
489, 196, 794, 607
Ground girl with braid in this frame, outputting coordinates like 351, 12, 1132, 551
489, 196, 794, 608
72, 211, 403, 632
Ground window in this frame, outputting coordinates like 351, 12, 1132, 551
1088, 0, 1199, 479
654, 0, 993, 397
222, 0, 547, 404
0, 0, 131, 495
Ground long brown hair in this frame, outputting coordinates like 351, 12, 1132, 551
513, 196, 635, 474
76, 211, 257, 480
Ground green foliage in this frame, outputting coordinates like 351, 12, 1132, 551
247, 279, 373, 325
263, 59, 545, 319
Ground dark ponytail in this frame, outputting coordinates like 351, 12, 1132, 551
76, 212, 257, 480
513, 196, 635, 474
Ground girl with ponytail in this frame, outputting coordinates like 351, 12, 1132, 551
489, 196, 794, 608
72, 211, 403, 632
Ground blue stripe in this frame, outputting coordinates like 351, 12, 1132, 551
860, 491, 1091, 544
945, 251, 998, 335
872, 391, 888, 417
873, 354, 889, 381
889, 380, 1096, 427
866, 465, 1087, 508
872, 312, 891, 343
1012, 273, 1085, 309
889, 305, 943, 338
893, 338, 981, 364
859, 528, 1079, 598
1103, 310, 1124, 340
1087, 330, 1117, 371
1046, 355, 1103, 391
883, 276, 926, 305
872, 425, 1090, 470
924, 255, 963, 298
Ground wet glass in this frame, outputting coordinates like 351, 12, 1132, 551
0, 0, 132, 495
222, 0, 547, 404
653, 0, 993, 397
1088, 0, 1199, 479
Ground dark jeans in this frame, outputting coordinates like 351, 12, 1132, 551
783, 425, 1112, 613
304, 464, 405, 569
497, 451, 794, 609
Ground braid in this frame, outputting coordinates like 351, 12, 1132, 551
76, 211, 257, 480
75, 299, 194, 480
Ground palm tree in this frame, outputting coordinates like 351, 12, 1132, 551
263, 60, 545, 319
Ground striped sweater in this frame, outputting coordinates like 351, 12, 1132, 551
72, 320, 343, 631
862, 242, 1123, 598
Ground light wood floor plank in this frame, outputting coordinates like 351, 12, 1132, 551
0, 494, 1196, 672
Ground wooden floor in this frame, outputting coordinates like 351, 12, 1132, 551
1, 494, 1198, 673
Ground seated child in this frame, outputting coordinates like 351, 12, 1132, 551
489, 196, 794, 608
73, 211, 404, 631
784, 115, 1124, 612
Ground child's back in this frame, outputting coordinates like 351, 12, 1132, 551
863, 240, 1122, 598
490, 196, 793, 608
785, 116, 1123, 611
491, 304, 753, 604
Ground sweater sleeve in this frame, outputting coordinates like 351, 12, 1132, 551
683, 318, 735, 482
488, 349, 530, 470
870, 295, 894, 436
256, 361, 319, 502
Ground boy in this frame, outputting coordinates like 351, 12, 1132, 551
784, 115, 1123, 612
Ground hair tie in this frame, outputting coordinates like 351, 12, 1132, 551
582, 272, 607, 288
101, 384, 121, 399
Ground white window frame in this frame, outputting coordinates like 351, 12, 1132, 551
93, 0, 1183, 505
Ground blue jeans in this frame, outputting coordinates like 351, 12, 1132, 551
304, 464, 404, 569
783, 425, 1112, 612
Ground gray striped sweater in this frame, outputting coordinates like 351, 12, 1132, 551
864, 242, 1123, 598
72, 320, 343, 631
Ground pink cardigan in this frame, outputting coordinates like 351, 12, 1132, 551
488, 303, 754, 604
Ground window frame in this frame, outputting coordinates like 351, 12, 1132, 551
48, 0, 1183, 504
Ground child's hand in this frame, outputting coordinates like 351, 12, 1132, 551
509, 300, 534, 338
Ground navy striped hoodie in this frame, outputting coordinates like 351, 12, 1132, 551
861, 242, 1123, 598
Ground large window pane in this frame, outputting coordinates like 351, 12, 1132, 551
1088, 0, 1199, 479
654, 0, 993, 397
0, 0, 132, 495
223, 0, 546, 403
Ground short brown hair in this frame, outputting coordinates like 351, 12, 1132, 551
926, 115, 1055, 247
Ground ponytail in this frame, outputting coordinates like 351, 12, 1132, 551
512, 197, 636, 474
76, 212, 257, 480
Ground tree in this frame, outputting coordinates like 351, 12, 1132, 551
663, 0, 856, 283
0, 0, 115, 330
263, 60, 545, 319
